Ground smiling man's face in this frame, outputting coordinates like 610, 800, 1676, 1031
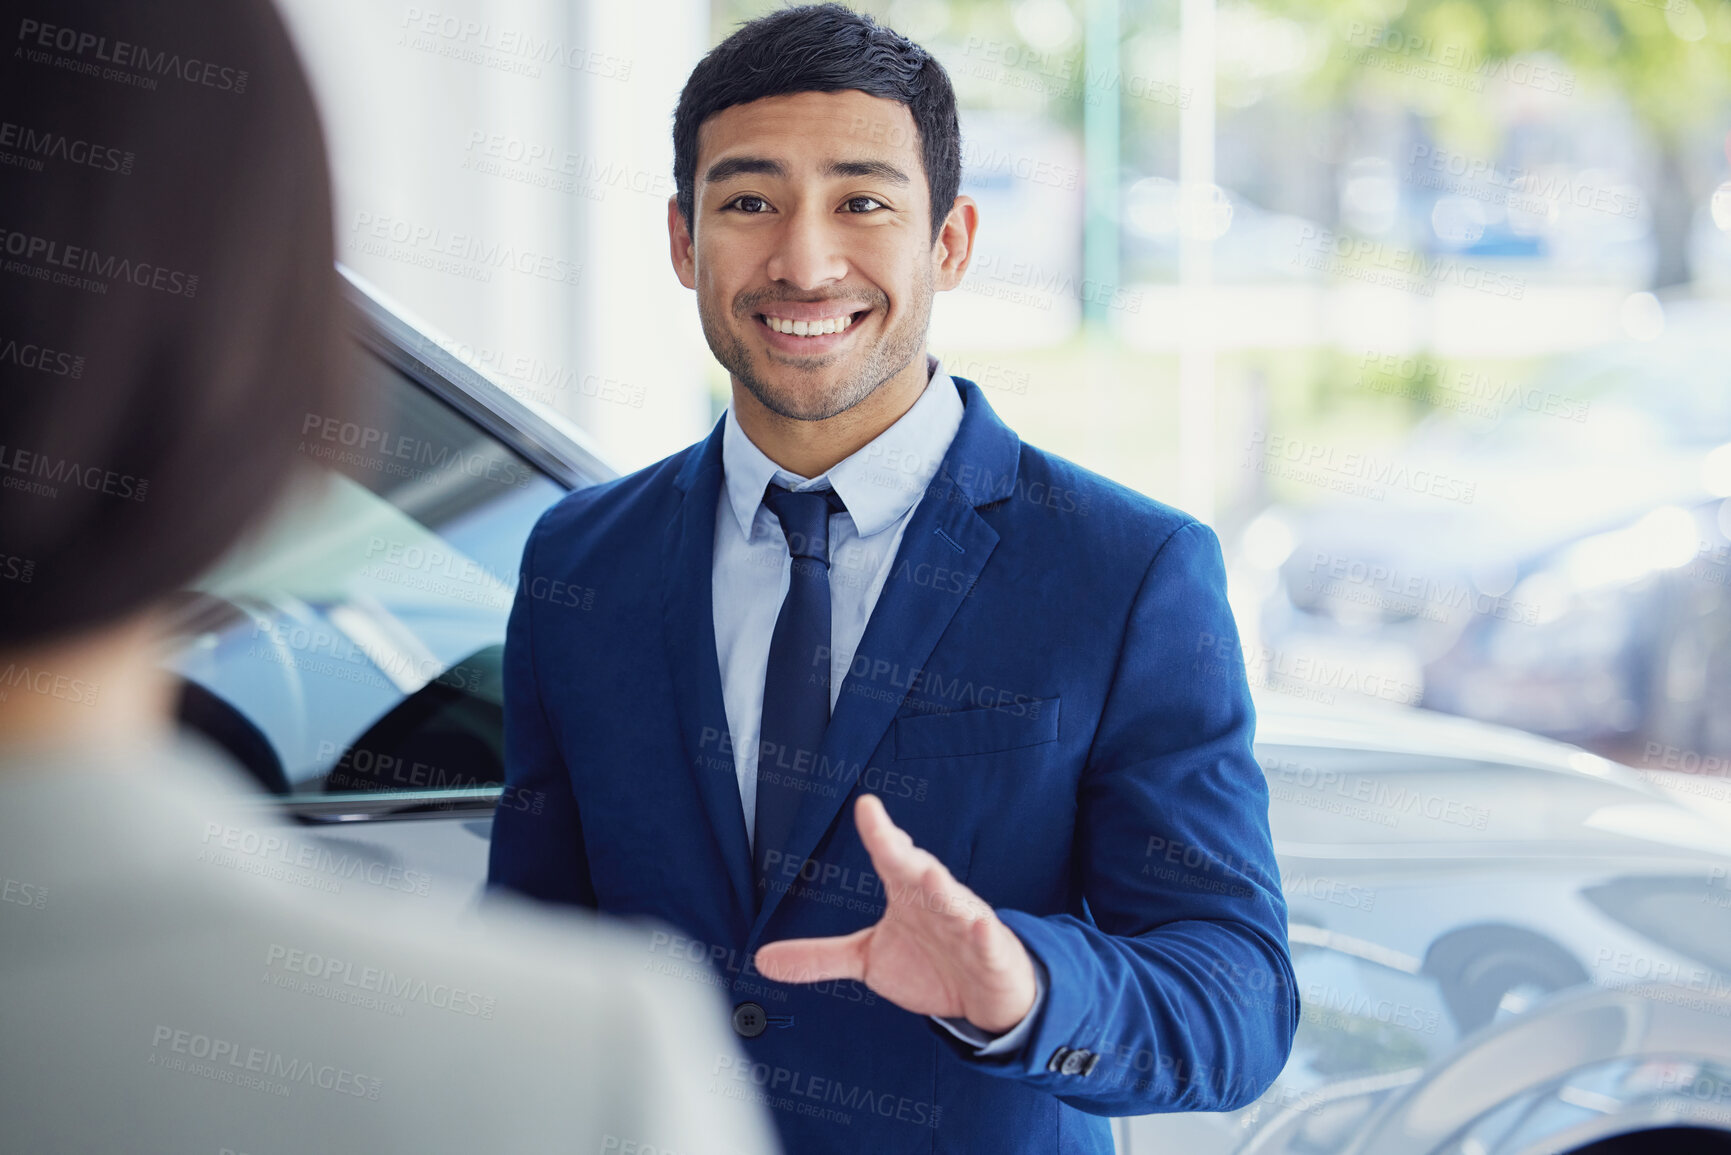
670, 88, 969, 423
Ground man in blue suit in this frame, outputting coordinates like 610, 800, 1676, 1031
489, 4, 1297, 1150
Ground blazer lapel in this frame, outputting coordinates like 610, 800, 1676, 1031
748, 377, 1022, 943
663, 419, 758, 928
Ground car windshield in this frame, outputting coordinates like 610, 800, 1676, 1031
162, 348, 568, 798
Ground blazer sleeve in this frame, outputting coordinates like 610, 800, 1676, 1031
486, 509, 598, 909
952, 519, 1298, 1114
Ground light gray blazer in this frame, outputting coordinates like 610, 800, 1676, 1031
0, 730, 778, 1155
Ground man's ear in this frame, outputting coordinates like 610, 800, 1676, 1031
932, 194, 979, 292
669, 195, 697, 289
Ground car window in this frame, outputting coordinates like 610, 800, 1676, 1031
162, 346, 569, 801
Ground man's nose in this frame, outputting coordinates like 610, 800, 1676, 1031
764, 205, 848, 289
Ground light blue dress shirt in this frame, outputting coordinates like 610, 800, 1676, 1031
712, 354, 1046, 1057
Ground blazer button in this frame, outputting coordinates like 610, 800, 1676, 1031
732, 1001, 767, 1039
1046, 1046, 1070, 1073
1059, 1049, 1090, 1076
1081, 1051, 1101, 1077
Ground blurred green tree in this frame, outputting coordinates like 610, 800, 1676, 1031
1259, 0, 1731, 288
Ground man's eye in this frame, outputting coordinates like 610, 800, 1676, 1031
845, 196, 885, 213
726, 195, 770, 213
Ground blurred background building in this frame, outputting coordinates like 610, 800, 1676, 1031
276, 0, 1731, 777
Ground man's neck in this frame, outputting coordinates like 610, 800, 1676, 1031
731, 348, 931, 479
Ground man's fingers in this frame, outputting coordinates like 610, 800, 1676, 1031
972, 911, 1009, 968
884, 860, 988, 936
853, 795, 988, 929
754, 928, 870, 985
855, 793, 904, 847
854, 793, 925, 884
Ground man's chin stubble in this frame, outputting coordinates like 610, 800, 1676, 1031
704, 322, 894, 423
741, 360, 886, 422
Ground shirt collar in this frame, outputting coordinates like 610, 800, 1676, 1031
721, 353, 965, 541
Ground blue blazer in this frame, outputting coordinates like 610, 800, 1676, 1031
489, 375, 1298, 1154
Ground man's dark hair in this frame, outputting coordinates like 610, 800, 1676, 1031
0, 0, 361, 646
673, 3, 961, 245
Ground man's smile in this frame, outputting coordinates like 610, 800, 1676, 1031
753, 304, 873, 352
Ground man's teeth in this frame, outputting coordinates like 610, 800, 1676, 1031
763, 313, 857, 336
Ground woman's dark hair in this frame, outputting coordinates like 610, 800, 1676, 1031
672, 3, 961, 245
0, 0, 360, 646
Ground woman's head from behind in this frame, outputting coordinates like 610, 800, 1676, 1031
0, 0, 356, 736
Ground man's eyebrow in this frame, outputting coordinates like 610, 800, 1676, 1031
822, 159, 910, 185
704, 155, 788, 184
701, 156, 911, 186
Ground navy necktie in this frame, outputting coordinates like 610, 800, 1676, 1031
754, 481, 848, 908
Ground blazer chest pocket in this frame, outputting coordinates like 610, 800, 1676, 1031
893, 697, 1061, 760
